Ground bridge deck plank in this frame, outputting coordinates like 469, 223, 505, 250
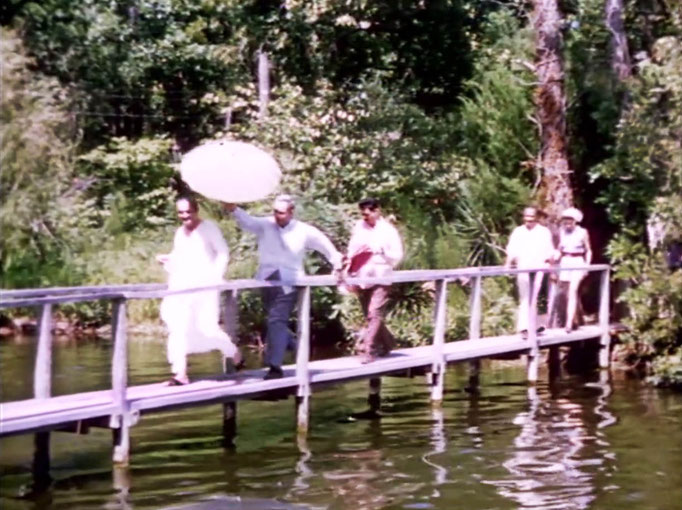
0, 326, 604, 436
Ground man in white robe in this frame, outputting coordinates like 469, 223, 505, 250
157, 196, 239, 385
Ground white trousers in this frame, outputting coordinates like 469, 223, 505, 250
516, 272, 545, 332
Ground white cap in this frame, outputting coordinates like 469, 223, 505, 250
561, 207, 583, 222
273, 194, 295, 212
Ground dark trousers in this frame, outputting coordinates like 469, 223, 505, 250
356, 285, 395, 357
262, 276, 298, 368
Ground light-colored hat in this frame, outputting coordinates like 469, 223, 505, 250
561, 207, 583, 222
273, 194, 295, 212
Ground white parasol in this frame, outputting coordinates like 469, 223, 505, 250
180, 140, 281, 203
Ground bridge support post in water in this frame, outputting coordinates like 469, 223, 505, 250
222, 402, 237, 447
222, 290, 240, 447
526, 272, 540, 384
32, 303, 53, 490
598, 268, 611, 369
548, 346, 561, 381
431, 280, 448, 403
111, 299, 131, 465
296, 287, 312, 434
368, 377, 381, 414
467, 276, 483, 393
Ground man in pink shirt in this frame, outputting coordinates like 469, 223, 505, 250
505, 206, 555, 338
345, 198, 404, 362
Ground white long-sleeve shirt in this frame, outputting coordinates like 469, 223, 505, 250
505, 224, 554, 269
347, 217, 403, 287
233, 207, 343, 292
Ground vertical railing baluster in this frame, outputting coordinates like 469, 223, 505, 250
34, 304, 53, 399
526, 271, 539, 383
222, 288, 239, 447
467, 276, 482, 391
430, 279, 448, 404
598, 268, 611, 369
32, 303, 53, 490
110, 298, 130, 465
295, 286, 311, 434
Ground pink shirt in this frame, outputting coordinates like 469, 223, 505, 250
347, 217, 403, 287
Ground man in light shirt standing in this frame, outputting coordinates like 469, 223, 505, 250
224, 195, 344, 379
345, 198, 404, 363
504, 206, 555, 338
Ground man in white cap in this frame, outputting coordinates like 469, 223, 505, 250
224, 196, 344, 379
556, 207, 592, 332
505, 206, 555, 338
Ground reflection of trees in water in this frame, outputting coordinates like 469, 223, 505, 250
313, 420, 391, 510
487, 380, 616, 510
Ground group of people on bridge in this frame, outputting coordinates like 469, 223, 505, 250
156, 195, 403, 385
156, 197, 591, 386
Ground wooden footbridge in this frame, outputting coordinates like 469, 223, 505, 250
0, 265, 611, 479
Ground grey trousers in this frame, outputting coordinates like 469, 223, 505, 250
262, 273, 298, 368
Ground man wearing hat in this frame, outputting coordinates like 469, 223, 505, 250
556, 207, 592, 332
224, 195, 344, 379
505, 206, 555, 338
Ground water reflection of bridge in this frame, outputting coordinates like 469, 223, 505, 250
483, 375, 617, 509
0, 265, 612, 488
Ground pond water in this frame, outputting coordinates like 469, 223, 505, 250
1, 335, 681, 510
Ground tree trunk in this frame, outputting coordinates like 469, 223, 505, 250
605, 0, 632, 80
532, 0, 573, 222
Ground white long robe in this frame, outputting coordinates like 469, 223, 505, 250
160, 220, 237, 375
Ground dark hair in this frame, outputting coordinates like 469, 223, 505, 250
358, 197, 380, 210
176, 194, 199, 212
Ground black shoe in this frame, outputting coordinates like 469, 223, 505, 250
264, 366, 284, 380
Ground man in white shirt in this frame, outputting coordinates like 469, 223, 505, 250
345, 198, 404, 362
224, 195, 344, 379
504, 206, 555, 338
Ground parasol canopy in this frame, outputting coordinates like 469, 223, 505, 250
180, 140, 281, 203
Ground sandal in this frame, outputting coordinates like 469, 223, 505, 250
165, 377, 188, 386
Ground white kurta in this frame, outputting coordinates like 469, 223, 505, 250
160, 220, 237, 375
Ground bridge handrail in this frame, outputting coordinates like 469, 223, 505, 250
0, 264, 610, 308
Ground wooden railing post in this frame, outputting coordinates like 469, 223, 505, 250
295, 286, 311, 434
222, 289, 239, 341
34, 304, 53, 399
110, 299, 132, 465
526, 271, 540, 384
430, 279, 448, 404
221, 288, 239, 447
32, 303, 53, 490
598, 268, 611, 369
467, 276, 482, 392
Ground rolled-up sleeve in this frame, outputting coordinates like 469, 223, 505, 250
306, 226, 343, 270
233, 207, 267, 235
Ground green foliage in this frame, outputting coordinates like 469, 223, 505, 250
76, 136, 177, 233
0, 30, 79, 288
592, 28, 682, 385
608, 237, 682, 385
456, 10, 538, 179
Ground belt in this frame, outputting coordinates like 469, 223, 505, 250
561, 252, 584, 257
